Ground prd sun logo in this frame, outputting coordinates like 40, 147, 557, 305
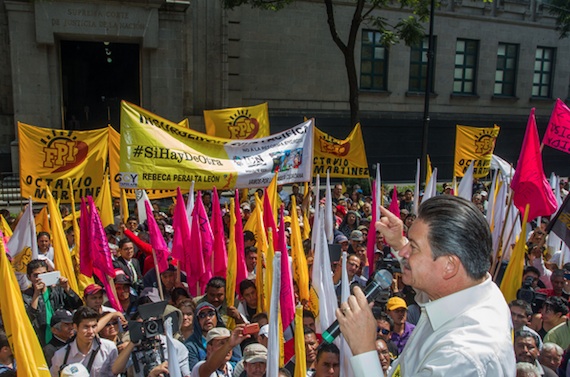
318, 136, 350, 157
474, 129, 497, 155
228, 109, 260, 139
41, 130, 88, 173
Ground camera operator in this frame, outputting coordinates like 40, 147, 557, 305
111, 306, 191, 377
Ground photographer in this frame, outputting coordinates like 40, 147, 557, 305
111, 304, 190, 377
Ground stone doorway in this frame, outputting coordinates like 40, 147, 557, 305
60, 40, 140, 131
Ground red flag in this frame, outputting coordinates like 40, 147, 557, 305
366, 180, 377, 278
234, 190, 248, 295
511, 108, 558, 220
278, 205, 296, 330
543, 98, 570, 154
144, 201, 169, 273
389, 185, 401, 220
211, 187, 228, 278
263, 188, 279, 251
79, 198, 93, 278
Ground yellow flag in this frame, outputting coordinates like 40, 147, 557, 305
94, 173, 114, 227
68, 179, 94, 297
290, 195, 310, 303
425, 154, 432, 189
35, 206, 51, 235
204, 103, 270, 139
226, 198, 237, 330
46, 185, 79, 294
0, 215, 12, 238
500, 204, 530, 303
266, 173, 280, 223
120, 188, 129, 224
454, 125, 500, 178
302, 183, 311, 240
245, 193, 267, 313
0, 232, 51, 376
264, 228, 275, 314
294, 306, 307, 377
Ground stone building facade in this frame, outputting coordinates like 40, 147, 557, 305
1, 0, 569, 181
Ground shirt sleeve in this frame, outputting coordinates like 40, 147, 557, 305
350, 351, 384, 377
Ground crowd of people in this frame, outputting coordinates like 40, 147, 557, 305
0, 177, 568, 377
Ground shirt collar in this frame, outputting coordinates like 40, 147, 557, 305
422, 274, 493, 331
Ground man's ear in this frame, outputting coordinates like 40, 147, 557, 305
442, 255, 460, 280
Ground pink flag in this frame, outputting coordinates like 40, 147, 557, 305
144, 201, 169, 273
172, 187, 203, 295
278, 205, 295, 330
193, 191, 214, 287
366, 181, 377, 278
511, 108, 558, 220
86, 197, 120, 312
79, 198, 93, 277
211, 187, 227, 278
389, 185, 401, 220
543, 98, 570, 154
234, 190, 248, 296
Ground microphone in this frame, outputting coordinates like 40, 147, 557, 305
321, 269, 393, 344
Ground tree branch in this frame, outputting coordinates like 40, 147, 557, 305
324, 0, 347, 54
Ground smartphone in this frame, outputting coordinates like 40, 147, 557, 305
243, 323, 260, 335
38, 271, 60, 286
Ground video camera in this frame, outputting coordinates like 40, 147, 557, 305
128, 301, 179, 377
375, 256, 401, 275
517, 276, 547, 314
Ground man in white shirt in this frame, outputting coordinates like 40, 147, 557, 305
50, 306, 118, 377
337, 195, 516, 377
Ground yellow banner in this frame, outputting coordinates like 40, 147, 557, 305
18, 122, 108, 203
120, 101, 314, 190
109, 126, 180, 199
313, 123, 369, 178
454, 125, 500, 178
204, 103, 270, 139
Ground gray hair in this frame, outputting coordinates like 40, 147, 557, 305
542, 342, 564, 356
516, 362, 540, 377
417, 195, 491, 280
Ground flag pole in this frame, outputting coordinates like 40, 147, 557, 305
491, 192, 515, 281
152, 249, 165, 301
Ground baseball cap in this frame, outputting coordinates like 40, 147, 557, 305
104, 224, 119, 236
386, 297, 408, 311
357, 225, 368, 231
350, 230, 363, 242
196, 302, 216, 315
334, 234, 348, 244
258, 324, 269, 338
51, 309, 73, 327
243, 343, 268, 363
241, 202, 251, 211
60, 363, 89, 377
283, 216, 292, 224
114, 272, 131, 286
336, 205, 347, 216
443, 183, 452, 190
205, 327, 231, 344
83, 284, 104, 296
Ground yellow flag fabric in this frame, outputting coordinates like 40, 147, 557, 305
454, 125, 500, 178
178, 118, 190, 128
313, 123, 369, 178
120, 188, 129, 224
425, 154, 432, 189
0, 215, 12, 238
68, 179, 94, 297
94, 174, 114, 227
290, 195, 310, 303
267, 173, 280, 223
108, 126, 180, 199
500, 204, 530, 303
204, 103, 270, 139
46, 185, 79, 294
35, 206, 51, 235
294, 306, 307, 377
120, 101, 313, 191
251, 194, 267, 313
226, 198, 237, 330
18, 122, 108, 203
0, 233, 50, 377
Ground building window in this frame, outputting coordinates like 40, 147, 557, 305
453, 39, 479, 94
360, 30, 388, 91
494, 43, 519, 97
409, 37, 436, 93
532, 46, 555, 98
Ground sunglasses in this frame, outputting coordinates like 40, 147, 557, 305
377, 327, 390, 335
198, 311, 216, 320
